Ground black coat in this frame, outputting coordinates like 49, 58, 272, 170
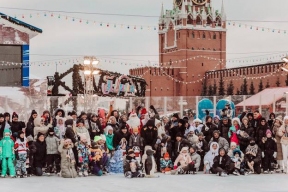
65, 126, 78, 144
237, 124, 255, 147
212, 154, 232, 170
142, 127, 158, 148
34, 140, 47, 168
113, 131, 131, 148
10, 121, 25, 136
28, 141, 37, 168
260, 137, 277, 155
255, 125, 270, 145
202, 122, 219, 143
0, 121, 5, 139
26, 118, 35, 137
244, 145, 262, 164
174, 139, 191, 157
219, 121, 231, 142
88, 119, 103, 140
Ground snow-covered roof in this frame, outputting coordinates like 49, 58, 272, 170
0, 12, 42, 39
236, 87, 288, 107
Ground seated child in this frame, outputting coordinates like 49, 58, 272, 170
123, 149, 144, 178
160, 152, 173, 174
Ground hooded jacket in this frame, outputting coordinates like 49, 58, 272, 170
204, 142, 219, 170
212, 148, 232, 170
174, 147, 192, 168
33, 117, 52, 140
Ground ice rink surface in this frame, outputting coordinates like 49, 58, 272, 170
2, 173, 288, 192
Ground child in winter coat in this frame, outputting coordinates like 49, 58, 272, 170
123, 149, 144, 178
203, 142, 219, 174
211, 148, 235, 177
105, 126, 115, 156
129, 127, 144, 164
261, 129, 277, 174
244, 137, 262, 174
189, 146, 201, 174
228, 118, 241, 145
45, 127, 60, 175
76, 119, 91, 146
93, 136, 109, 175
160, 152, 173, 174
231, 149, 246, 176
172, 147, 194, 174
77, 136, 90, 177
58, 139, 77, 178
54, 117, 66, 140
26, 135, 36, 176
14, 130, 28, 178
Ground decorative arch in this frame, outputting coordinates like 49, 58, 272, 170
196, 15, 202, 25
206, 16, 213, 26
187, 14, 193, 25
215, 16, 222, 27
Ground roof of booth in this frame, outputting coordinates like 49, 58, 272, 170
236, 87, 288, 107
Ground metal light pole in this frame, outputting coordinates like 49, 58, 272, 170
83, 56, 99, 112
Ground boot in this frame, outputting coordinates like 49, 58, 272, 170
83, 171, 88, 177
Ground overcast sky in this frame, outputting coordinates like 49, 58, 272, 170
1, 0, 288, 78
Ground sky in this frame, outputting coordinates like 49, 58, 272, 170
1, 0, 288, 79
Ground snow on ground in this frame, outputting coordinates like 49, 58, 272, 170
2, 173, 288, 192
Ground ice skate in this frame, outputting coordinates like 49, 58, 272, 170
263, 170, 268, 174
23, 174, 28, 178
124, 172, 132, 178
270, 170, 274, 174
78, 172, 83, 177
220, 172, 228, 177
83, 171, 88, 177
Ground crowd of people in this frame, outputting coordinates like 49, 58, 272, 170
0, 102, 287, 179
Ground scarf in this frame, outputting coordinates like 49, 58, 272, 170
246, 145, 258, 156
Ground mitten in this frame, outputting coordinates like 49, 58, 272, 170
273, 152, 277, 158
262, 152, 264, 158
190, 161, 195, 165
173, 165, 178, 170
205, 127, 209, 131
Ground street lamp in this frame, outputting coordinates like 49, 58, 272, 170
83, 56, 100, 112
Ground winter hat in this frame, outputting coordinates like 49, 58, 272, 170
193, 118, 202, 123
94, 136, 102, 143
70, 111, 77, 116
222, 116, 229, 121
31, 110, 37, 116
78, 111, 87, 119
141, 108, 147, 115
180, 147, 189, 153
77, 118, 85, 125
91, 113, 98, 118
213, 115, 220, 120
189, 145, 197, 153
198, 132, 204, 137
232, 117, 241, 126
163, 152, 170, 159
132, 127, 139, 133
106, 125, 113, 133
145, 119, 155, 128
242, 116, 248, 122
230, 142, 237, 148
65, 119, 74, 127
12, 112, 18, 119
266, 129, 272, 136
37, 132, 45, 139
120, 124, 128, 130
26, 135, 34, 142
233, 149, 242, 157
172, 113, 179, 119
175, 132, 183, 138
213, 130, 220, 135
128, 149, 134, 155
48, 127, 54, 133
178, 119, 186, 125
218, 148, 226, 153
183, 116, 189, 122
0, 113, 4, 118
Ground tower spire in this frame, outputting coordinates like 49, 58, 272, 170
221, 0, 226, 21
159, 2, 164, 20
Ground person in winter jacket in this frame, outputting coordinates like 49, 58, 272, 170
0, 113, 6, 139
213, 115, 220, 127
231, 149, 246, 176
267, 113, 276, 128
277, 116, 288, 173
194, 132, 208, 171
42, 110, 52, 126
204, 142, 219, 174
190, 118, 204, 135
202, 116, 218, 143
58, 139, 77, 178
94, 136, 110, 175
3, 112, 11, 125
10, 112, 25, 139
141, 119, 158, 148
237, 116, 255, 152
251, 110, 262, 131
176, 119, 186, 137
52, 108, 65, 127
75, 119, 91, 146
173, 147, 194, 174
54, 117, 66, 140
219, 117, 232, 143
228, 118, 241, 145
255, 118, 270, 146
0, 129, 16, 178
45, 127, 60, 175
209, 130, 229, 152
220, 103, 233, 120
105, 126, 114, 153
34, 132, 47, 176
88, 113, 103, 140
174, 132, 191, 160
244, 137, 262, 174
186, 128, 199, 145
261, 129, 277, 174
107, 116, 120, 133
129, 127, 144, 151
211, 148, 235, 176
272, 116, 283, 172
123, 149, 144, 178
64, 119, 79, 168
26, 135, 36, 175
160, 152, 173, 173
113, 124, 131, 149
26, 110, 38, 138
34, 116, 52, 140
77, 136, 90, 177
189, 146, 201, 173
14, 130, 29, 178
